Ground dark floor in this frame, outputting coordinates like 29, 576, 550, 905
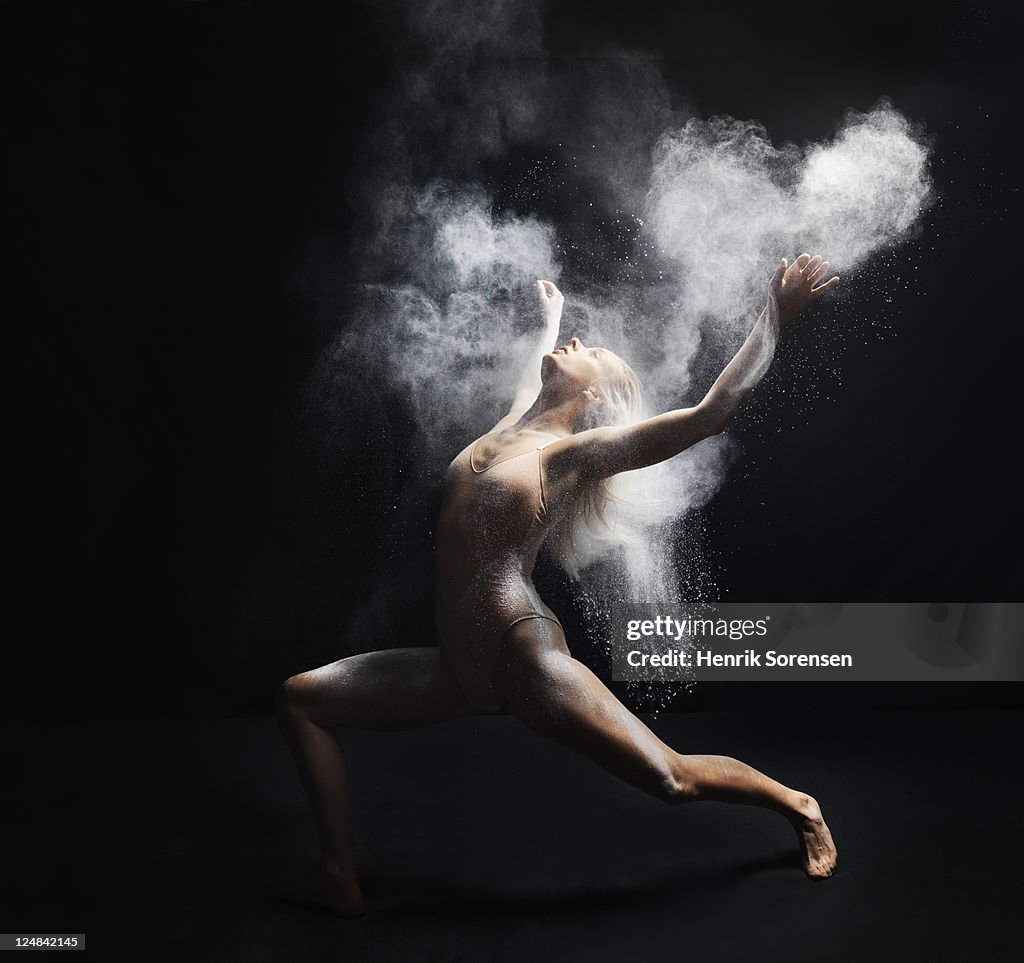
2, 709, 1021, 962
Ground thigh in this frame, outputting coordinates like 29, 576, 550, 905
294, 647, 470, 730
493, 620, 679, 795
494, 620, 643, 741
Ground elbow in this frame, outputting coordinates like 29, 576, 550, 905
694, 403, 729, 438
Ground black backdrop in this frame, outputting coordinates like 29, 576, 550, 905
7, 2, 1022, 718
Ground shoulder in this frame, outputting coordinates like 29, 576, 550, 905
541, 426, 625, 480
543, 426, 623, 460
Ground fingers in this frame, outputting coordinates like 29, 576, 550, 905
810, 276, 841, 297
809, 259, 830, 283
770, 258, 787, 290
802, 254, 822, 277
780, 254, 838, 300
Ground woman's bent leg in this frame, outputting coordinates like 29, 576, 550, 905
492, 623, 837, 878
275, 646, 469, 915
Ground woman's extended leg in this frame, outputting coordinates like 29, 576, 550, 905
275, 646, 470, 915
492, 622, 837, 877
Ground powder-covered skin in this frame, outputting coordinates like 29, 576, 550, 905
435, 430, 561, 711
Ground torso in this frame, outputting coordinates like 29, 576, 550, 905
434, 428, 565, 711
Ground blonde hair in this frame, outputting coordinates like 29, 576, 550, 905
548, 358, 644, 579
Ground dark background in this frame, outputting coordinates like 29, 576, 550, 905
4, 5, 1024, 961
6, 1, 1022, 719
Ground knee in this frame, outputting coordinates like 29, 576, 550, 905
655, 760, 701, 804
275, 670, 318, 720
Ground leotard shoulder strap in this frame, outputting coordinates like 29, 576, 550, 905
469, 432, 558, 474
535, 437, 557, 515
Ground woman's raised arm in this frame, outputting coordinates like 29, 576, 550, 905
553, 255, 840, 479
489, 280, 564, 431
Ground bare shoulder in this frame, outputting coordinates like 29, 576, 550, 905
543, 426, 620, 459
541, 426, 624, 481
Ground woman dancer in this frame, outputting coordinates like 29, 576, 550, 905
277, 254, 841, 916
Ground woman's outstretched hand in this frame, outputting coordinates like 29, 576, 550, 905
770, 254, 840, 327
536, 279, 564, 327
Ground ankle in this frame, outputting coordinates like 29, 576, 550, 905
318, 856, 355, 881
790, 792, 821, 823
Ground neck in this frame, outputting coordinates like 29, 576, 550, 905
517, 388, 587, 437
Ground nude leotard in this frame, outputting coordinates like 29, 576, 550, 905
434, 429, 564, 711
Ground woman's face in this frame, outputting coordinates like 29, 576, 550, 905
541, 337, 625, 388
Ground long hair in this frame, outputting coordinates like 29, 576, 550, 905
547, 358, 644, 579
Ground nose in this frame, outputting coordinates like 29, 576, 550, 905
571, 337, 582, 350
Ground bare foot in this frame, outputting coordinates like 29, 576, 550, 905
790, 794, 838, 879
278, 859, 366, 918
